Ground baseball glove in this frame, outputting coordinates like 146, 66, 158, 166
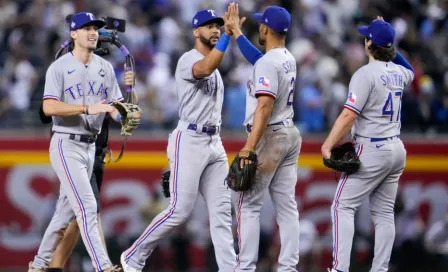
225, 150, 258, 192
323, 142, 361, 174
161, 170, 170, 198
112, 100, 141, 136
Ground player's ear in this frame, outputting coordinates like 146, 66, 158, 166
366, 39, 372, 47
193, 28, 199, 38
70, 31, 76, 40
262, 24, 268, 35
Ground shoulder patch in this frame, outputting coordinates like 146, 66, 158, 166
258, 76, 270, 87
348, 92, 357, 104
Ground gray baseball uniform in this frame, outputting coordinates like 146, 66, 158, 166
331, 61, 414, 272
235, 48, 302, 272
122, 49, 236, 271
31, 52, 123, 271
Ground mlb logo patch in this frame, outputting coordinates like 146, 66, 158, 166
258, 76, 270, 87
348, 92, 357, 104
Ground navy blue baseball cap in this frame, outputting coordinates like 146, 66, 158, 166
192, 9, 224, 29
253, 6, 291, 33
358, 20, 395, 48
70, 12, 105, 31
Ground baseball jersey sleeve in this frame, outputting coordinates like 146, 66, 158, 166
107, 63, 124, 104
253, 59, 279, 99
344, 68, 372, 114
398, 65, 415, 87
43, 63, 63, 101
177, 52, 203, 82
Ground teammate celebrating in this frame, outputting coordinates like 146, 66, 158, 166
29, 12, 127, 272
120, 5, 237, 272
34, 47, 136, 272
322, 17, 415, 272
225, 4, 302, 272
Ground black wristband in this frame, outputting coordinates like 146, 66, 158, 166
85, 104, 89, 115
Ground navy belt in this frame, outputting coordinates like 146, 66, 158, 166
69, 134, 97, 144
187, 124, 219, 135
355, 136, 400, 142
246, 121, 284, 133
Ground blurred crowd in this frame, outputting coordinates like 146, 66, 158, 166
0, 0, 447, 134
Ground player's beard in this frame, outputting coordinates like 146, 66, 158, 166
199, 34, 217, 50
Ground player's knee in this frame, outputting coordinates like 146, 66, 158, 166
209, 199, 231, 221
239, 206, 262, 221
85, 204, 98, 218
172, 202, 195, 222
376, 221, 395, 240
84, 197, 98, 214
175, 210, 193, 223
74, 200, 98, 221
371, 209, 395, 225
332, 201, 357, 213
273, 196, 298, 214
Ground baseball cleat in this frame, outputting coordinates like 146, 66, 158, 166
28, 262, 45, 272
120, 253, 142, 272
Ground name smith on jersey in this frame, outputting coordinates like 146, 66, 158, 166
380, 73, 404, 88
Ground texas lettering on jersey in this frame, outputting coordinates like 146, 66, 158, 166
175, 49, 224, 126
196, 74, 221, 96
43, 53, 123, 135
64, 81, 112, 100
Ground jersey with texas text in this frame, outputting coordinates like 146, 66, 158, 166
43, 53, 123, 135
175, 49, 224, 126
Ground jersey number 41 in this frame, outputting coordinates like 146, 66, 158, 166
382, 90, 403, 122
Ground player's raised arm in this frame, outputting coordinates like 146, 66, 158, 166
226, 3, 263, 65
374, 16, 414, 74
191, 6, 234, 79
192, 33, 229, 79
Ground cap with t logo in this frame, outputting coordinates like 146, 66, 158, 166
70, 12, 106, 31
192, 9, 224, 29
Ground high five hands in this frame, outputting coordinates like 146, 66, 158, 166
223, 2, 246, 37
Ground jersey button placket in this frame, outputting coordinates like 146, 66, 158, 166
84, 68, 93, 133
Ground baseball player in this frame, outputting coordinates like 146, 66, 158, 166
321, 17, 415, 272
225, 5, 302, 272
34, 72, 135, 272
28, 12, 129, 272
120, 5, 237, 272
